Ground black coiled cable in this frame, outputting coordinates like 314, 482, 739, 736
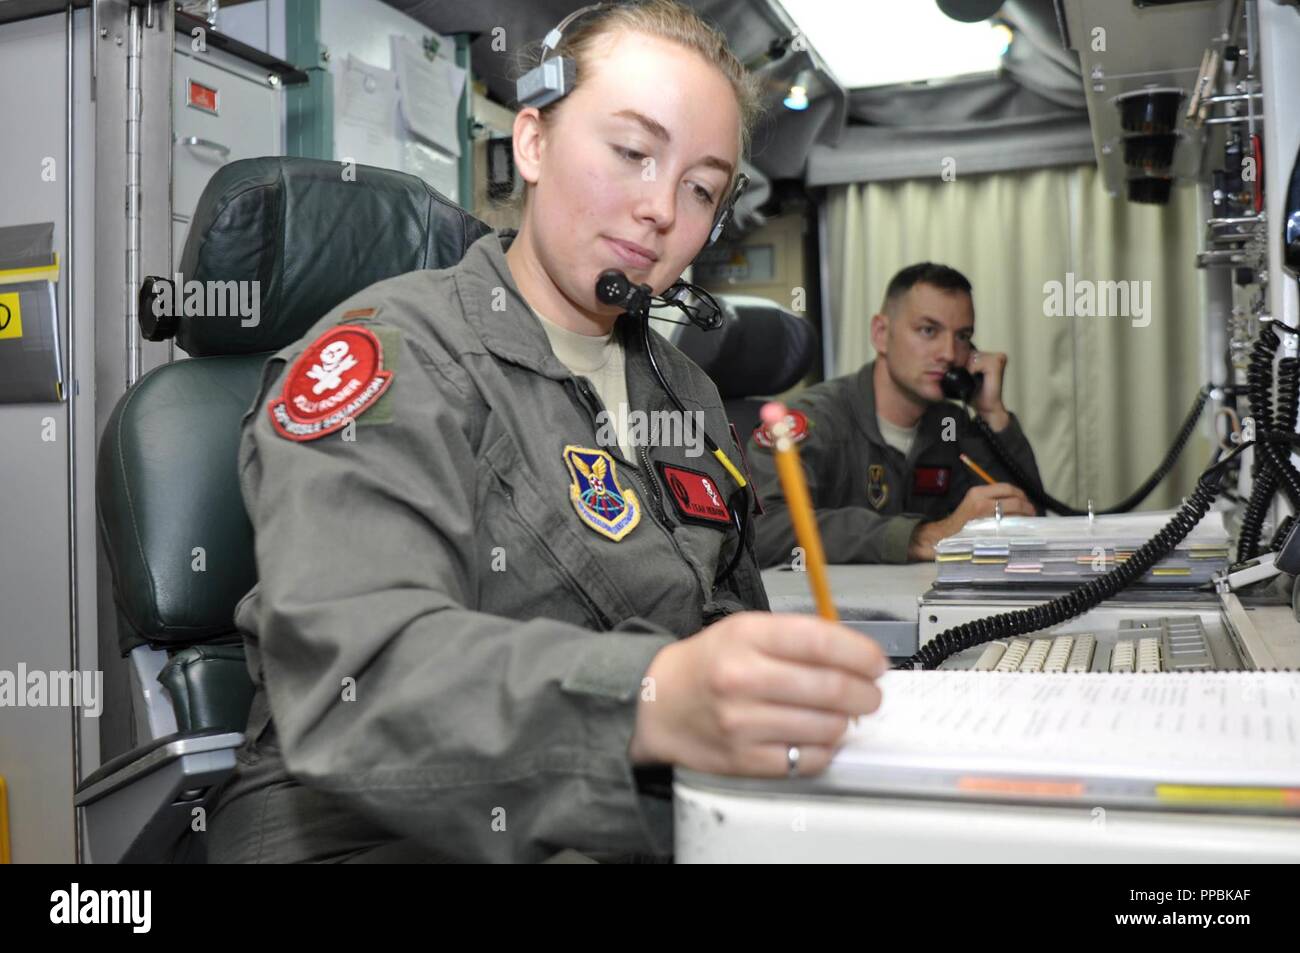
1237, 332, 1299, 560
901, 445, 1247, 670
971, 385, 1212, 517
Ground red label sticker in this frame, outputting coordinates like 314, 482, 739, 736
266, 324, 393, 441
912, 465, 952, 496
656, 462, 731, 526
188, 79, 218, 114
752, 409, 809, 449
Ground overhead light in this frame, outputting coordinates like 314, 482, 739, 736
784, 69, 813, 110
777, 0, 1012, 89
993, 23, 1013, 55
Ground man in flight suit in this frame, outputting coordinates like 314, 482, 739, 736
748, 262, 1045, 567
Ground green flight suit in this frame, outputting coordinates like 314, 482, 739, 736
208, 231, 767, 863
748, 362, 1044, 567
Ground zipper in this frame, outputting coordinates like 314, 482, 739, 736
638, 443, 669, 523
571, 377, 711, 602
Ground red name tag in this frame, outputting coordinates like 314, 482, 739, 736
912, 465, 952, 496
657, 462, 731, 526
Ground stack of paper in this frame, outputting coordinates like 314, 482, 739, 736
934, 511, 1231, 588
830, 670, 1300, 809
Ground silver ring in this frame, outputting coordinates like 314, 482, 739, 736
994, 499, 1003, 523
786, 744, 800, 778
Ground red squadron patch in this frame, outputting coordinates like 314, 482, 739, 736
752, 409, 809, 449
267, 324, 393, 441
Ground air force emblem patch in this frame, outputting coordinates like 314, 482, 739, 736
562, 445, 641, 542
867, 463, 889, 510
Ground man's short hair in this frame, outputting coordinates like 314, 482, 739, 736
881, 262, 972, 315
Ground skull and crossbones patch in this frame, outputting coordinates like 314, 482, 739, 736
267, 324, 394, 441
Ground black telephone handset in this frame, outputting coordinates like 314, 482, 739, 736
940, 365, 983, 402
1285, 141, 1300, 277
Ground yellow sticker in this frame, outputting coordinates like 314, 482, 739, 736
0, 293, 22, 340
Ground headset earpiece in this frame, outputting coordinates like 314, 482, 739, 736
707, 172, 749, 247
515, 3, 606, 109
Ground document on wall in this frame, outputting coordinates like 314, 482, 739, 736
334, 54, 402, 172
829, 670, 1300, 808
390, 35, 465, 157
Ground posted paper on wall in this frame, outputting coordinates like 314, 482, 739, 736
334, 54, 402, 172
390, 35, 465, 157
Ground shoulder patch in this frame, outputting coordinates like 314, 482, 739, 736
752, 409, 810, 449
267, 324, 394, 441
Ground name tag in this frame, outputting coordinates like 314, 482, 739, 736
657, 462, 731, 527
912, 465, 952, 496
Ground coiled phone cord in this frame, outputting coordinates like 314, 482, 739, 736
1237, 329, 1300, 559
900, 443, 1248, 670
970, 384, 1213, 517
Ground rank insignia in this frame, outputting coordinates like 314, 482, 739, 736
562, 445, 641, 542
267, 324, 393, 441
867, 464, 889, 510
752, 409, 809, 449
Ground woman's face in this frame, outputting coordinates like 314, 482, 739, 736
515, 29, 741, 316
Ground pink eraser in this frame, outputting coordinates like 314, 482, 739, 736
760, 401, 787, 426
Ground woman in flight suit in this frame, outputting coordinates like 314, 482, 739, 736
209, 0, 887, 863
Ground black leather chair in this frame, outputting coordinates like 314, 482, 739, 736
673, 295, 818, 439
79, 156, 490, 863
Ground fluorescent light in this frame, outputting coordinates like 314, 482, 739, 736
778, 0, 1011, 89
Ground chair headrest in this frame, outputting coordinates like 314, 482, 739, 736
674, 295, 817, 398
173, 156, 491, 357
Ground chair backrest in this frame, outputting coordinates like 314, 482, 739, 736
674, 294, 818, 440
97, 157, 491, 691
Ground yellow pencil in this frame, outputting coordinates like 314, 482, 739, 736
959, 452, 997, 486
760, 402, 838, 622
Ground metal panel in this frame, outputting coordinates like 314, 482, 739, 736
1061, 0, 1234, 196
172, 48, 280, 219
0, 6, 99, 864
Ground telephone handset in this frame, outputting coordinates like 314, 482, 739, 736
940, 361, 983, 402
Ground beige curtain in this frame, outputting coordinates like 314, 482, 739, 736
826, 165, 1211, 512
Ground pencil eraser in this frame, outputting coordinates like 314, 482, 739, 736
760, 401, 787, 426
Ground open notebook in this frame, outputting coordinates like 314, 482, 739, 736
829, 670, 1300, 812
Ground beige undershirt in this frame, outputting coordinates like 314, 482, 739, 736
877, 412, 919, 459
533, 309, 634, 460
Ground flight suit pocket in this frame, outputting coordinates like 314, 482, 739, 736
477, 431, 637, 629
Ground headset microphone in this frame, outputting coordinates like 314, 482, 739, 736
595, 269, 653, 316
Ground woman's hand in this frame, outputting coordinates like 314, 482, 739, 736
628, 612, 888, 777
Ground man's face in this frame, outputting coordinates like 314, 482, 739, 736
872, 283, 975, 405
519, 29, 740, 317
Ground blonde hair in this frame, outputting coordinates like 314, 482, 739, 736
516, 0, 763, 163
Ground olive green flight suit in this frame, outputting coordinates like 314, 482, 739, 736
748, 362, 1044, 568
208, 231, 767, 864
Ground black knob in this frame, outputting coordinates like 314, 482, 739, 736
138, 276, 179, 341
